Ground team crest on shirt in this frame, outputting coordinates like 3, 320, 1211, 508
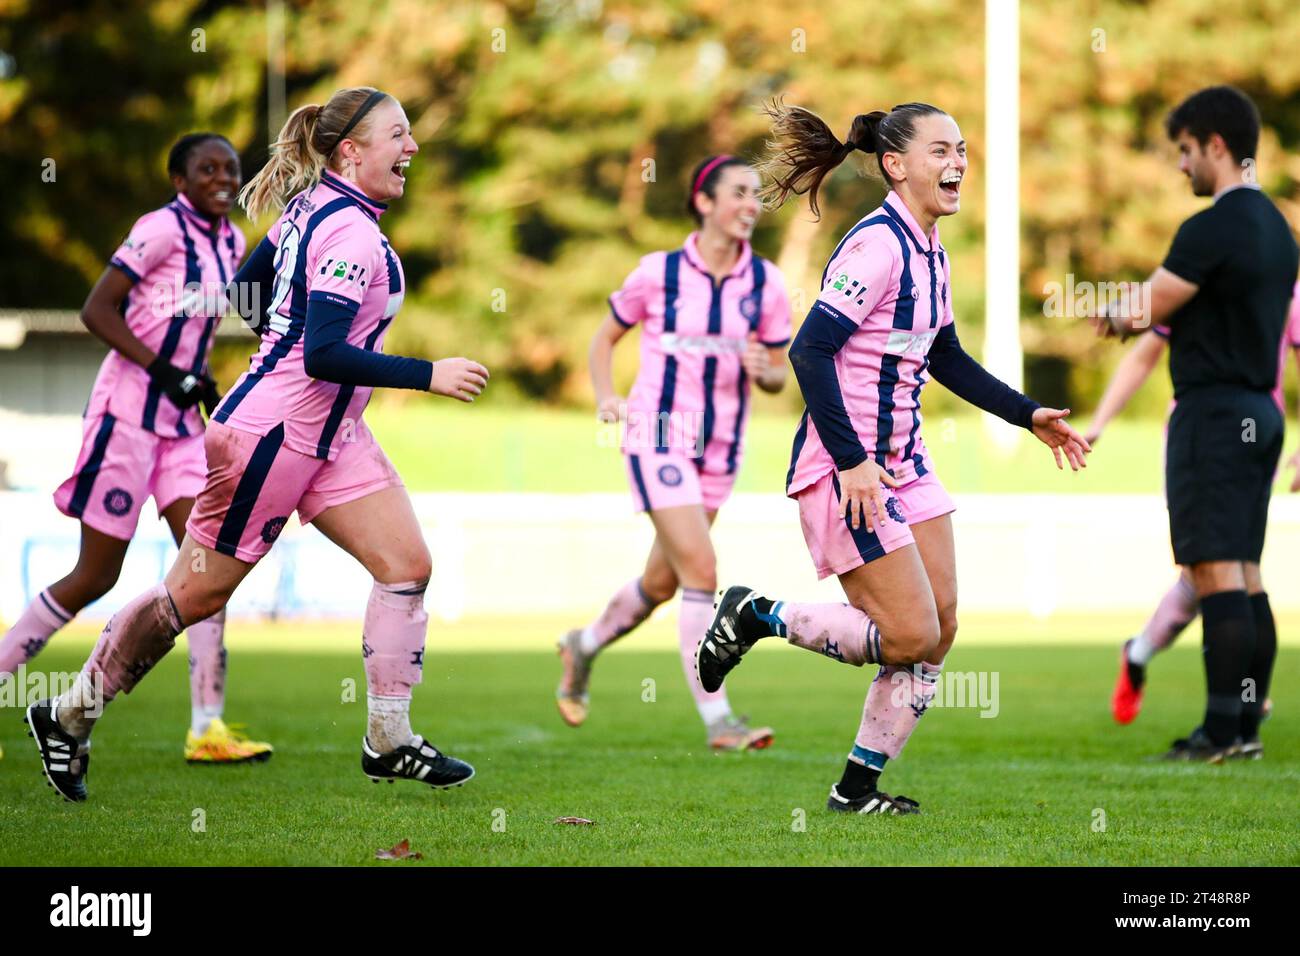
261, 516, 288, 544
102, 488, 133, 517
658, 464, 683, 487
885, 497, 905, 523
740, 291, 761, 321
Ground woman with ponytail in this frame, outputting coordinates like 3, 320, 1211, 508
555, 156, 793, 751
1, 132, 273, 766
28, 88, 490, 801
696, 102, 1091, 813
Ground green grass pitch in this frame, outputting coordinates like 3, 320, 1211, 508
1, 614, 1295, 866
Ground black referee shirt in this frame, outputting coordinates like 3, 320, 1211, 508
1161, 185, 1299, 398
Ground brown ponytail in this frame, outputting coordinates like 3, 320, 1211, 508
756, 99, 945, 220
239, 86, 393, 220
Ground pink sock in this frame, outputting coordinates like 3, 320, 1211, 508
680, 588, 730, 723
187, 609, 227, 723
855, 661, 944, 760
1130, 574, 1199, 664
778, 601, 882, 666
0, 589, 74, 675
362, 579, 428, 697
582, 576, 657, 653
84, 583, 183, 701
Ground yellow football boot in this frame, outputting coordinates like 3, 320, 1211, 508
185, 718, 273, 764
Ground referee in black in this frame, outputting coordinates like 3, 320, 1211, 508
1093, 86, 1299, 761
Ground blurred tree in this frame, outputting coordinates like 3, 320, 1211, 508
3, 0, 1296, 416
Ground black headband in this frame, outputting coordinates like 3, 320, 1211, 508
331, 90, 389, 154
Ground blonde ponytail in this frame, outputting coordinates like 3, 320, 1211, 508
239, 87, 393, 221
239, 104, 326, 220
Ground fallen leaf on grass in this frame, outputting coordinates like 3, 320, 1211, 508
376, 839, 423, 860
553, 816, 595, 825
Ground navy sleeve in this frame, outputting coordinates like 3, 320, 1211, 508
788, 300, 871, 472
926, 324, 1039, 429
302, 291, 433, 390
226, 236, 277, 336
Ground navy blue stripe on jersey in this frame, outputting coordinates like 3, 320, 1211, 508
214, 423, 285, 558
900, 355, 929, 467
381, 240, 401, 294
655, 251, 682, 453
628, 453, 652, 511
699, 356, 718, 458
724, 257, 768, 475
788, 300, 868, 473
874, 218, 916, 331
67, 414, 116, 519
832, 473, 886, 563
215, 197, 354, 422
315, 312, 396, 459
786, 409, 810, 492
874, 354, 902, 466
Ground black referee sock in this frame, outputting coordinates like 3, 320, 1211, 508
1199, 590, 1255, 748
1240, 593, 1277, 741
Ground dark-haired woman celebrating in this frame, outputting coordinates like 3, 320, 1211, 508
0, 133, 272, 765
556, 156, 792, 751
696, 103, 1089, 812
26, 88, 489, 801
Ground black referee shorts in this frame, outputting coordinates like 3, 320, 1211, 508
1166, 386, 1283, 566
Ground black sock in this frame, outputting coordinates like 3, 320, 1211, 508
1240, 593, 1276, 741
1125, 646, 1146, 691
837, 759, 881, 799
743, 595, 781, 638
1199, 590, 1255, 747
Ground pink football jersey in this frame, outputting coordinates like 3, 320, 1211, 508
787, 191, 952, 495
90, 192, 245, 437
214, 172, 406, 460
609, 231, 792, 475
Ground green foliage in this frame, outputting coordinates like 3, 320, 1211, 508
4, 0, 1298, 413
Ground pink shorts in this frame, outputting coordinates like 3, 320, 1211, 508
186, 419, 403, 564
53, 413, 206, 541
625, 452, 735, 514
796, 467, 955, 579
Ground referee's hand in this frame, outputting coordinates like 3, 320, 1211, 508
1030, 407, 1091, 471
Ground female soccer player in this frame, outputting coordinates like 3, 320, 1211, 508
1091, 284, 1299, 732
0, 133, 272, 764
555, 156, 792, 751
695, 102, 1090, 813
25, 87, 489, 802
